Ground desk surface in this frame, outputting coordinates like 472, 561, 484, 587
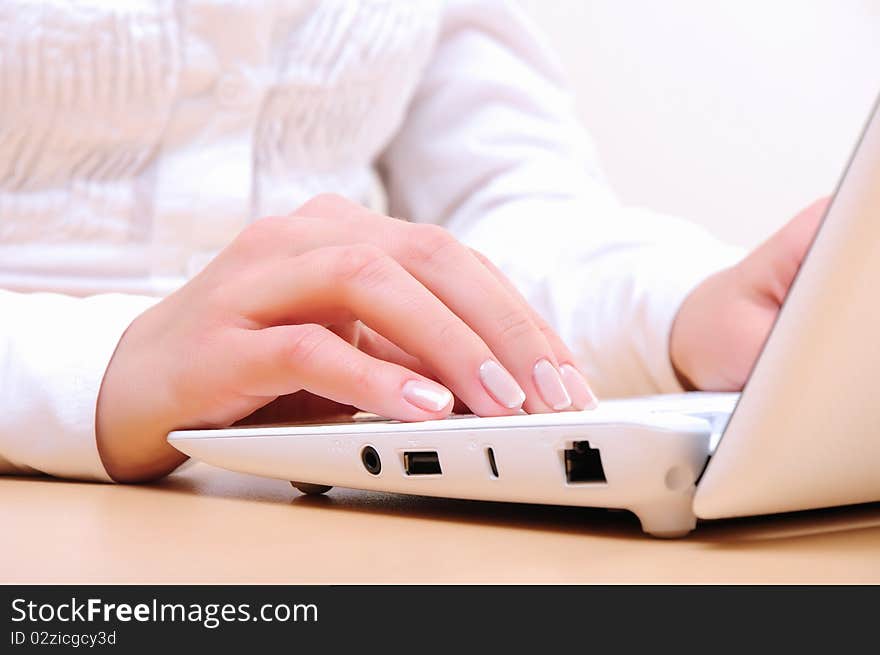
2, 462, 879, 583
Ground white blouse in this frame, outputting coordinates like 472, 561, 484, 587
0, 0, 743, 480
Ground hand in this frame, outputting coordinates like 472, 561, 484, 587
670, 198, 829, 391
96, 194, 597, 482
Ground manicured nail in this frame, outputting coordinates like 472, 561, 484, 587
403, 380, 453, 412
479, 360, 525, 409
559, 364, 599, 410
533, 359, 572, 410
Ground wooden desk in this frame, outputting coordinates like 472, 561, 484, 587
2, 462, 879, 583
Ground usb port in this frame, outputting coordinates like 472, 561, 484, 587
403, 451, 442, 476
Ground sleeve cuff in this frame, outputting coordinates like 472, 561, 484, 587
1, 291, 160, 482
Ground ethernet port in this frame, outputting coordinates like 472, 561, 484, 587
564, 441, 607, 483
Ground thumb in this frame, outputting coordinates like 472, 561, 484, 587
741, 197, 830, 303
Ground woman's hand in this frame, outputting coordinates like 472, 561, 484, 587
670, 198, 829, 391
96, 194, 597, 482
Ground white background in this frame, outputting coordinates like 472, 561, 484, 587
519, 0, 880, 248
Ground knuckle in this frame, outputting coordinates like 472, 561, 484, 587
344, 359, 377, 395
530, 312, 553, 335
403, 223, 460, 266
537, 323, 560, 347
282, 323, 329, 368
435, 316, 469, 347
329, 244, 392, 285
495, 308, 536, 341
235, 216, 286, 252
293, 192, 352, 217
469, 248, 491, 267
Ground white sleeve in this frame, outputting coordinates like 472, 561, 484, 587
0, 290, 159, 480
379, 0, 745, 397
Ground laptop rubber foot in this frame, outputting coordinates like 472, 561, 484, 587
633, 497, 698, 538
290, 481, 333, 495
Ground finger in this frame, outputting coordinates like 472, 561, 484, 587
355, 325, 474, 412
469, 248, 598, 410
235, 323, 455, 420
352, 324, 479, 411
235, 244, 525, 416
353, 323, 430, 376
328, 320, 438, 382
234, 392, 356, 427
742, 197, 830, 303
327, 322, 361, 347
393, 223, 575, 412
390, 229, 571, 412
285, 199, 574, 413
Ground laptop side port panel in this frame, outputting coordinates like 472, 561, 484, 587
403, 451, 442, 476
564, 441, 607, 483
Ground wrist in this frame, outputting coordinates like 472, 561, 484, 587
671, 357, 699, 391
95, 312, 188, 483
668, 267, 728, 393
669, 264, 748, 393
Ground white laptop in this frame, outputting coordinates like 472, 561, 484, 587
169, 96, 880, 538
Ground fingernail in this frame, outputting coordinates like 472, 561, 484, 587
479, 360, 526, 409
402, 380, 453, 412
560, 364, 599, 410
533, 359, 572, 410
